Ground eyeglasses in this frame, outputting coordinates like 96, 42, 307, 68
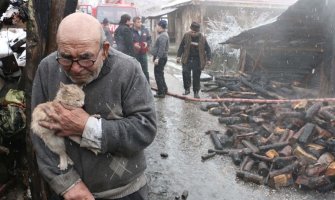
56, 48, 102, 68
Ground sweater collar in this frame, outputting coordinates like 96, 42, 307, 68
96, 52, 113, 79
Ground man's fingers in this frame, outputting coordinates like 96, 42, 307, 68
38, 116, 80, 136
40, 104, 52, 113
38, 121, 62, 131
45, 108, 62, 122
53, 102, 67, 111
40, 105, 60, 121
56, 102, 77, 111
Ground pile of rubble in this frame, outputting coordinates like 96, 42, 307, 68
200, 74, 335, 192
201, 72, 318, 100
0, 0, 28, 197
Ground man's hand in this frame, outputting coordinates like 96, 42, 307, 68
63, 181, 94, 200
154, 58, 159, 65
134, 42, 141, 51
143, 42, 148, 48
39, 102, 90, 136
176, 57, 181, 64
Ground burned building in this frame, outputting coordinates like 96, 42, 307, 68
147, 0, 297, 46
222, 0, 335, 97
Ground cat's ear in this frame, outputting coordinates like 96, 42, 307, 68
59, 82, 65, 88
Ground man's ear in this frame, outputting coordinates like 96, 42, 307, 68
102, 41, 110, 58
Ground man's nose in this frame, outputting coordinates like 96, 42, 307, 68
70, 61, 82, 73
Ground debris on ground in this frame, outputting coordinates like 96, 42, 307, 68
0, 0, 28, 199
200, 73, 335, 193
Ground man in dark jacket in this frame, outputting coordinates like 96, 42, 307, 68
132, 16, 151, 82
114, 14, 134, 56
102, 18, 114, 45
151, 20, 169, 98
177, 22, 211, 98
31, 13, 156, 200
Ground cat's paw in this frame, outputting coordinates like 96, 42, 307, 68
67, 156, 74, 165
91, 149, 100, 155
58, 162, 68, 170
91, 114, 101, 119
59, 155, 69, 170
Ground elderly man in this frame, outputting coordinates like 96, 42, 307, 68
31, 13, 156, 200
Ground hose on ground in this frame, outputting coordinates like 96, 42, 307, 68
151, 87, 335, 104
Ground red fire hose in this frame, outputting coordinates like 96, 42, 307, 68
151, 87, 335, 104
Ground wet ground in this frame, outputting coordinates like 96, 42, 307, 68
145, 57, 335, 200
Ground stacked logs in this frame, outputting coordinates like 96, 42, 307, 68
201, 101, 335, 192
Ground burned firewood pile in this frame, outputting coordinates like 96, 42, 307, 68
199, 74, 335, 193
201, 72, 317, 100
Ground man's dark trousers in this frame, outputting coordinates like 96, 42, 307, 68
135, 54, 149, 82
182, 57, 201, 92
154, 57, 168, 95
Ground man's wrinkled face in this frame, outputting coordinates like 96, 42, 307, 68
57, 40, 105, 85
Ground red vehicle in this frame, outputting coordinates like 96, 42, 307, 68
77, 4, 93, 15
92, 0, 140, 34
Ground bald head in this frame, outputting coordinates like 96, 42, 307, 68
57, 13, 102, 46
55, 13, 109, 85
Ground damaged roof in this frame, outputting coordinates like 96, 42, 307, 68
163, 0, 298, 9
222, 0, 330, 52
221, 0, 335, 93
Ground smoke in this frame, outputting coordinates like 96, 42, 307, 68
206, 14, 242, 52
205, 10, 279, 71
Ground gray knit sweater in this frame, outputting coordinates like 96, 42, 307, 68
31, 48, 157, 198
151, 31, 169, 59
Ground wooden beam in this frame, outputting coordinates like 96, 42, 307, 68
239, 48, 247, 72
252, 48, 264, 72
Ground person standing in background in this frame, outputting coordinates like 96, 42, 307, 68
132, 16, 151, 82
151, 20, 169, 98
177, 22, 212, 98
102, 18, 114, 46
114, 14, 134, 56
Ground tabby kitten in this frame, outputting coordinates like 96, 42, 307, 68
31, 82, 85, 170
